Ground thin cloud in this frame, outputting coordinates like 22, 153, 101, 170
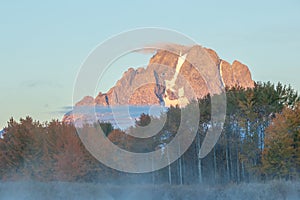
47, 106, 73, 116
134, 43, 192, 55
20, 80, 63, 88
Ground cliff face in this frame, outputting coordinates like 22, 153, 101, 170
74, 45, 255, 107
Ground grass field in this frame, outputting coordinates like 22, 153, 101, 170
0, 181, 299, 200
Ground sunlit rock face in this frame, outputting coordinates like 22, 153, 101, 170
70, 45, 255, 107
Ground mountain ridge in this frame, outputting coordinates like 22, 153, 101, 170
74, 45, 254, 107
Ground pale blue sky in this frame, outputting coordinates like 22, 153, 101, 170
0, 0, 300, 129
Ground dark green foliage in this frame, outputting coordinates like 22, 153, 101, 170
135, 113, 151, 127
99, 122, 114, 136
0, 82, 299, 183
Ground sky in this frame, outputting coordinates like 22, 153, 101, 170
0, 0, 300, 129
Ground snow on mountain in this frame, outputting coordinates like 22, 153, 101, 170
0, 129, 4, 139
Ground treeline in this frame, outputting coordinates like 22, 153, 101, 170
0, 82, 299, 184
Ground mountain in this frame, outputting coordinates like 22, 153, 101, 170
63, 45, 254, 126
75, 45, 254, 107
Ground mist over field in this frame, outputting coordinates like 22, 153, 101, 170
0, 181, 299, 200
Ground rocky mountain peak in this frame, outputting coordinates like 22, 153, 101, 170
72, 45, 254, 107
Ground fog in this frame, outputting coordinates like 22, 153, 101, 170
0, 181, 299, 200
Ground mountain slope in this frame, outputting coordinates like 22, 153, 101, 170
75, 45, 254, 107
